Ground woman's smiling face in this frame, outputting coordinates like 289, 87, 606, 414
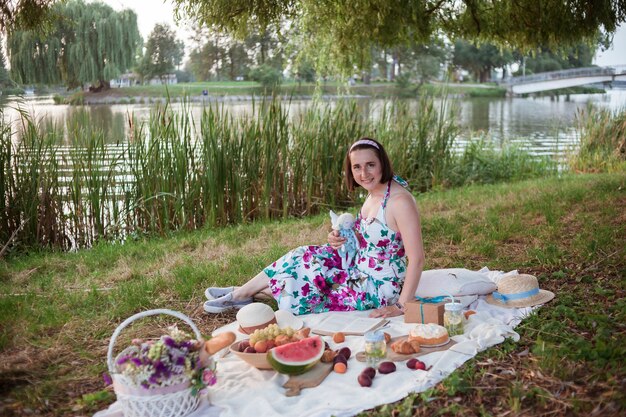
349, 148, 383, 192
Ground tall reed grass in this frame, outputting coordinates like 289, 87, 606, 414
568, 105, 626, 173
0, 97, 558, 252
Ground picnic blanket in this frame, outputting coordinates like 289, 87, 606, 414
95, 268, 539, 417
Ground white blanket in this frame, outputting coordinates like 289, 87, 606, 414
95, 268, 537, 417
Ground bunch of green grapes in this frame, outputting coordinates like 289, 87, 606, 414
249, 324, 295, 345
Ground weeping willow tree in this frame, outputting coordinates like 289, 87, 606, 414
173, 0, 626, 72
0, 35, 16, 89
0, 0, 56, 32
7, 0, 141, 90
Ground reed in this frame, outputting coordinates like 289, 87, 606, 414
1, 97, 562, 252
1, 111, 66, 249
568, 105, 626, 173
448, 136, 559, 187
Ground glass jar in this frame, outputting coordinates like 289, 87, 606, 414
444, 301, 464, 336
364, 330, 387, 366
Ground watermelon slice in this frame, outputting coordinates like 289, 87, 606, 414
266, 335, 324, 375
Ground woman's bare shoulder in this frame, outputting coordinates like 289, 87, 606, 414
389, 183, 417, 204
387, 187, 418, 219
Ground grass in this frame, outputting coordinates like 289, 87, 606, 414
52, 80, 509, 103
0, 172, 624, 416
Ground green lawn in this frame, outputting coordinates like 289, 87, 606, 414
70, 80, 507, 103
0, 173, 624, 416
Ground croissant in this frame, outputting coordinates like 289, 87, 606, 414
408, 339, 421, 353
391, 339, 420, 354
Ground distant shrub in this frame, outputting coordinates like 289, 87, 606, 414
67, 92, 84, 105
0, 87, 25, 96
466, 88, 507, 98
52, 94, 66, 104
394, 74, 416, 98
248, 64, 282, 91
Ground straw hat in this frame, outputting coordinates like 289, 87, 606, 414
485, 274, 555, 308
236, 303, 304, 334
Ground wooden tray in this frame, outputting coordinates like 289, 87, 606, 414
355, 336, 457, 362
282, 362, 333, 396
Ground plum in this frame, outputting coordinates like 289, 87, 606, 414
338, 347, 351, 360
238, 340, 250, 352
333, 354, 347, 365
378, 361, 396, 374
358, 373, 372, 387
362, 367, 376, 379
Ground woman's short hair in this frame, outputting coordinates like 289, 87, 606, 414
344, 137, 394, 191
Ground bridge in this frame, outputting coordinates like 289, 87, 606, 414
500, 66, 626, 94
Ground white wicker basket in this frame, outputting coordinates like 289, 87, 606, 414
107, 309, 203, 417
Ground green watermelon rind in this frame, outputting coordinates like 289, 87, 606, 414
266, 336, 324, 375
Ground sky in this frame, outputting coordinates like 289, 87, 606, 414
104, 0, 194, 46
104, 0, 625, 67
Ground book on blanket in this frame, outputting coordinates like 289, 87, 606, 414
311, 314, 389, 336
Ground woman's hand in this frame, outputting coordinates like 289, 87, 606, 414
327, 230, 346, 249
368, 304, 403, 318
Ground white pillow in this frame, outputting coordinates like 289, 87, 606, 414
415, 268, 496, 298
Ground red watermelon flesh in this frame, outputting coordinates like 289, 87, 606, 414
267, 335, 324, 374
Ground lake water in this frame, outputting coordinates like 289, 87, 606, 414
2, 89, 626, 161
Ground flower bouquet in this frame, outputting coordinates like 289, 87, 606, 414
107, 309, 215, 417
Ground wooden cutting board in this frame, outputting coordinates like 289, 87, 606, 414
282, 362, 333, 396
355, 336, 457, 362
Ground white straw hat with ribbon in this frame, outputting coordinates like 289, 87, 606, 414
485, 274, 555, 308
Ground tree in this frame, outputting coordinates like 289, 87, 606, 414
392, 37, 448, 86
224, 41, 252, 80
244, 27, 285, 69
187, 30, 227, 81
0, 36, 15, 88
171, 0, 626, 72
452, 40, 513, 82
514, 43, 596, 75
7, 0, 141, 90
0, 0, 56, 32
138, 23, 185, 82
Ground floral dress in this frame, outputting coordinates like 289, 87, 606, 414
264, 178, 408, 315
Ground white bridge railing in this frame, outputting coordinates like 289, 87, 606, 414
502, 65, 626, 86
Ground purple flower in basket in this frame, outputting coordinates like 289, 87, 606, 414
116, 325, 217, 395
202, 369, 217, 386
163, 336, 176, 348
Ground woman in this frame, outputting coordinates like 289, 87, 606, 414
204, 138, 425, 318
